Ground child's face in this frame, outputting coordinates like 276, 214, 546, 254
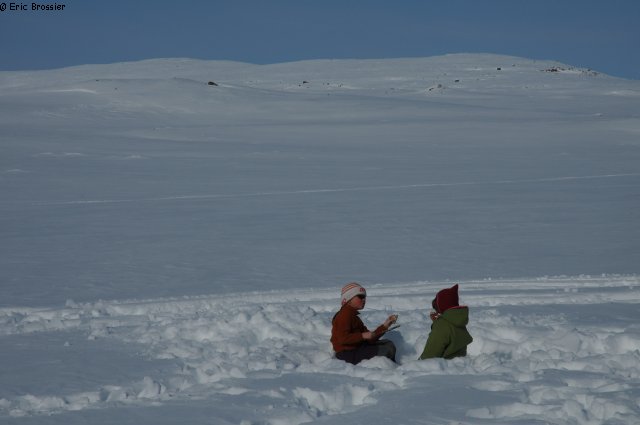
349, 294, 366, 310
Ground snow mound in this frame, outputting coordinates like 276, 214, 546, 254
0, 276, 638, 424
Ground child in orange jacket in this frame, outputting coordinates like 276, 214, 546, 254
331, 282, 398, 364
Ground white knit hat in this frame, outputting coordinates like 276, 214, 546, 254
341, 282, 366, 305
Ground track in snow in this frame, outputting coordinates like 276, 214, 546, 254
22, 172, 640, 206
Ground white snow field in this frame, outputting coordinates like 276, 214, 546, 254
1, 54, 640, 423
0, 276, 639, 424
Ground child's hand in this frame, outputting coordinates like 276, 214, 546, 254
362, 331, 374, 340
384, 314, 398, 328
429, 310, 440, 321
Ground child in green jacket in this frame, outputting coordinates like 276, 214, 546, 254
419, 284, 473, 360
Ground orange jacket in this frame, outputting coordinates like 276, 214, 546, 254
331, 304, 387, 352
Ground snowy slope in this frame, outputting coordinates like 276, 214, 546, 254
1, 54, 640, 423
2, 54, 639, 307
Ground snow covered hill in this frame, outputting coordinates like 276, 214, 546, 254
1, 54, 639, 423
2, 54, 640, 307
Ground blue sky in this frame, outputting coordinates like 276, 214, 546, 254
1, 0, 639, 79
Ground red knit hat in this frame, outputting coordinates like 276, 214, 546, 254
341, 282, 366, 305
433, 284, 459, 313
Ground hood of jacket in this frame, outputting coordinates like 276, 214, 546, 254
440, 306, 469, 328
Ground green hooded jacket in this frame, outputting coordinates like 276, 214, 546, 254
419, 306, 473, 360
